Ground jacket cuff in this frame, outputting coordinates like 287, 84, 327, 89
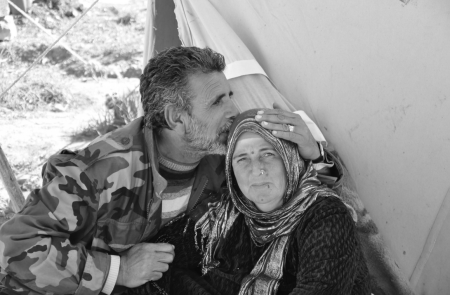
312, 142, 335, 171
314, 147, 345, 188
75, 251, 111, 295
322, 148, 344, 188
101, 255, 120, 295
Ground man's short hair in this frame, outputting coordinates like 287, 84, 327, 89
140, 46, 226, 130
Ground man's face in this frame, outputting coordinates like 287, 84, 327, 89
183, 71, 238, 156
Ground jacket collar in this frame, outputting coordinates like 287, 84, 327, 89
143, 127, 167, 196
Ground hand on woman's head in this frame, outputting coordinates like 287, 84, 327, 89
231, 132, 287, 212
226, 108, 305, 214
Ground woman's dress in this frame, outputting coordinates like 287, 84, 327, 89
125, 196, 371, 295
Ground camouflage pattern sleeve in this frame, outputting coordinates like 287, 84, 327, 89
0, 161, 110, 295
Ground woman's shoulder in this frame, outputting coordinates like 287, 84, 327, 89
306, 195, 351, 218
293, 196, 355, 238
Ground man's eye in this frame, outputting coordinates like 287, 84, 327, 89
212, 98, 222, 105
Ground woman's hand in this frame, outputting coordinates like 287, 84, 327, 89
254, 103, 321, 160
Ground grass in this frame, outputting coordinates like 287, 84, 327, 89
0, 0, 145, 111
70, 86, 140, 142
0, 0, 146, 225
0, 12, 75, 110
70, 112, 115, 142
0, 66, 73, 111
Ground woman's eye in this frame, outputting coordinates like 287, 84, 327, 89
264, 152, 274, 157
236, 158, 247, 163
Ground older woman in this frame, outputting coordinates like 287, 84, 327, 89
128, 109, 370, 295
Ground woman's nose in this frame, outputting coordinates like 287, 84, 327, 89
251, 159, 265, 176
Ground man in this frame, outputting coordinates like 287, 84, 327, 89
0, 0, 17, 42
0, 47, 336, 294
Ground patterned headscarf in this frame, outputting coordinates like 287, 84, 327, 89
196, 109, 342, 295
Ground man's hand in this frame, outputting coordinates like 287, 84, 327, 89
254, 103, 321, 160
116, 243, 175, 288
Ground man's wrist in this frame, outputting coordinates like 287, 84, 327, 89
313, 143, 335, 171
101, 255, 121, 295
311, 142, 324, 163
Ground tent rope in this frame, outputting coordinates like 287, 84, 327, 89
0, 0, 100, 99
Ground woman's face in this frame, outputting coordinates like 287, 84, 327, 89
232, 132, 287, 212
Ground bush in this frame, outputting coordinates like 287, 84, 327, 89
34, 0, 84, 18
0, 69, 72, 111
71, 87, 140, 142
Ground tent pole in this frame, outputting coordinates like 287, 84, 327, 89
142, 0, 156, 69
0, 145, 25, 213
139, 0, 156, 117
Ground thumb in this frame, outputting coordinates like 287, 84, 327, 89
272, 102, 285, 110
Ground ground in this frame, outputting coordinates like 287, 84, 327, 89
0, 0, 147, 225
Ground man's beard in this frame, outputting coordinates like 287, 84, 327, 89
183, 115, 231, 158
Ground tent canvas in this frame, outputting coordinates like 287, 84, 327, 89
143, 0, 450, 294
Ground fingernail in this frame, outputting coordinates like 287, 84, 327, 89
255, 115, 262, 120
257, 110, 264, 115
262, 121, 268, 126
272, 131, 277, 135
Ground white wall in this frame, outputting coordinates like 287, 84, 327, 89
209, 0, 450, 291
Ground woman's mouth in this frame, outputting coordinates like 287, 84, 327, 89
251, 182, 271, 189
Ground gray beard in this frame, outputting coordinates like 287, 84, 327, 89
183, 116, 227, 159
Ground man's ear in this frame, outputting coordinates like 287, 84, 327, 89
164, 105, 185, 133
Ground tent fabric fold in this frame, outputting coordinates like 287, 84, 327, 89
174, 0, 296, 113
224, 60, 267, 80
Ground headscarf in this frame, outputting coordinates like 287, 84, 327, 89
195, 109, 345, 295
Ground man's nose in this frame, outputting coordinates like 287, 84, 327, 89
225, 97, 239, 119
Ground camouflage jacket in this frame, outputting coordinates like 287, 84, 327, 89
0, 117, 226, 295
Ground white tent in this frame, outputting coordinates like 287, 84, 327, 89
143, 0, 450, 294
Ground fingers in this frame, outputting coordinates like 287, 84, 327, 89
260, 121, 301, 133
256, 108, 298, 120
255, 110, 307, 130
255, 109, 309, 140
271, 129, 295, 140
117, 243, 175, 288
152, 260, 170, 272
156, 251, 174, 264
149, 271, 163, 281
152, 243, 175, 253
255, 109, 320, 160
272, 102, 282, 110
